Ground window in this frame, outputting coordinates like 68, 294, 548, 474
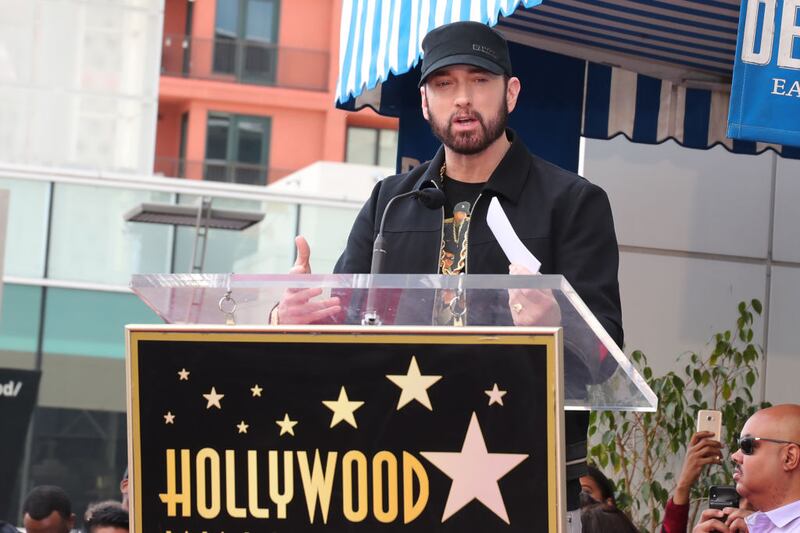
205, 112, 271, 185
214, 0, 280, 84
345, 127, 398, 167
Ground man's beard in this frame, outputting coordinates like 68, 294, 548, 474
426, 98, 508, 155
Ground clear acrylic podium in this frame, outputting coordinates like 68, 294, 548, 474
126, 273, 656, 532
130, 273, 656, 412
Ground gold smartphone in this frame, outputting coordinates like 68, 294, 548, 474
697, 409, 722, 438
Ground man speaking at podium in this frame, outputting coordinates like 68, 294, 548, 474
275, 21, 622, 530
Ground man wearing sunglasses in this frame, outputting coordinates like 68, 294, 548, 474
693, 404, 800, 533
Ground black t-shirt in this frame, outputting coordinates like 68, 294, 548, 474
438, 175, 484, 275
434, 175, 485, 325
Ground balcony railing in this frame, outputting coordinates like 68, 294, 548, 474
154, 157, 292, 185
160, 34, 330, 92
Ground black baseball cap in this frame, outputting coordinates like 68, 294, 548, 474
419, 21, 512, 87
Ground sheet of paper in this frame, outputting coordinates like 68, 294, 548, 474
486, 196, 542, 273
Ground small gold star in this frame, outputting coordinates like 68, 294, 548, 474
322, 386, 364, 428
386, 355, 442, 410
163, 411, 175, 424
177, 368, 190, 381
250, 384, 263, 397
203, 387, 224, 409
485, 383, 507, 406
237, 421, 249, 434
276, 414, 298, 436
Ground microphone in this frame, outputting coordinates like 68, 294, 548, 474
370, 186, 445, 275
362, 185, 445, 326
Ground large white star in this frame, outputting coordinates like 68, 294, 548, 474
203, 387, 224, 409
322, 386, 364, 428
386, 355, 442, 410
421, 412, 528, 524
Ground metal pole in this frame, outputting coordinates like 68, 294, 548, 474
16, 181, 55, 521
759, 151, 778, 405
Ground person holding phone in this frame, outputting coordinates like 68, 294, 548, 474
693, 404, 800, 533
662, 430, 724, 532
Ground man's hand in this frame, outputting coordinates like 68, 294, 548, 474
692, 508, 750, 533
693, 509, 731, 532
507, 264, 561, 326
723, 506, 752, 533
273, 236, 341, 325
674, 431, 723, 504
291, 236, 312, 275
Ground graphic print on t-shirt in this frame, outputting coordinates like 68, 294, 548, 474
439, 200, 471, 275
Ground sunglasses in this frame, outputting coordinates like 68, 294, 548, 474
738, 436, 800, 455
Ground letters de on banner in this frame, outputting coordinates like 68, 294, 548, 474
728, 0, 800, 147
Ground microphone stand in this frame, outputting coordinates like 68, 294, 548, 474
361, 187, 445, 326
361, 191, 415, 326
361, 231, 385, 325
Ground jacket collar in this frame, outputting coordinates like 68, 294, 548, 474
413, 128, 530, 204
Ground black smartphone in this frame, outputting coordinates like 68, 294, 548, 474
709, 485, 740, 511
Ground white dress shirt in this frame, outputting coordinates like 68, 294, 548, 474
746, 499, 800, 532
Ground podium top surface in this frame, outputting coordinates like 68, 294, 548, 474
130, 273, 656, 412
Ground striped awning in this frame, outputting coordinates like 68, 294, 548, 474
336, 0, 800, 158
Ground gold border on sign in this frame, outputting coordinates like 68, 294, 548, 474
125, 325, 565, 533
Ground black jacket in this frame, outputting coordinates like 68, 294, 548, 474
334, 130, 622, 510
334, 129, 623, 348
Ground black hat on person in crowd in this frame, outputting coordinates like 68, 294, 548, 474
419, 21, 512, 87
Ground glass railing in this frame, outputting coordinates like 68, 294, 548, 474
153, 156, 292, 184
160, 34, 330, 91
0, 164, 361, 287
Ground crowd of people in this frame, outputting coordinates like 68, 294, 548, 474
573, 404, 800, 533
0, 469, 129, 533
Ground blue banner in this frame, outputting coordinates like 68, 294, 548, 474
728, 0, 800, 147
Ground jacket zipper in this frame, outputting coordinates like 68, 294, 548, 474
433, 180, 445, 272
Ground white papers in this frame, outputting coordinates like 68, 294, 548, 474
486, 197, 542, 273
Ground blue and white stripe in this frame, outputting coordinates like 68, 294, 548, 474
336, 0, 800, 157
336, 0, 544, 105
583, 64, 799, 156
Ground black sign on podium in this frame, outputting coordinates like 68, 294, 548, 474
127, 328, 563, 532
129, 273, 657, 533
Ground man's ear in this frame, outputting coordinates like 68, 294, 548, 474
506, 76, 521, 113
420, 86, 430, 120
784, 444, 800, 471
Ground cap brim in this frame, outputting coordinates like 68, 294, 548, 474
418, 54, 506, 87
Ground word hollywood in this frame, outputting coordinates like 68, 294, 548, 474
160, 448, 430, 524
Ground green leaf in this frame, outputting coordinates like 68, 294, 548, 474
722, 382, 732, 400
746, 371, 755, 387
752, 299, 763, 314
644, 367, 652, 380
